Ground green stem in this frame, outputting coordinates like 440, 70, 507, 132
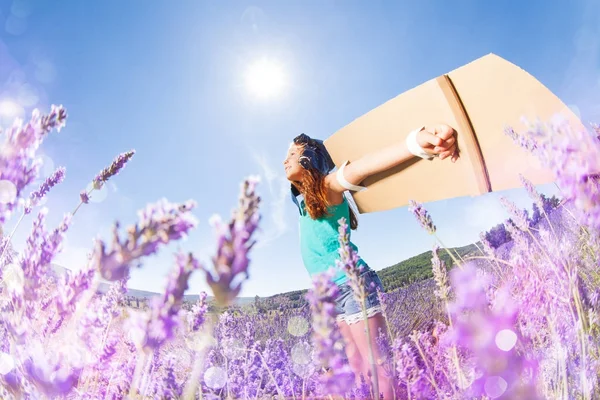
182, 325, 212, 400
542, 210, 559, 242
128, 350, 148, 398
472, 241, 502, 276
378, 298, 397, 398
410, 332, 444, 396
0, 212, 25, 266
72, 187, 95, 217
246, 348, 285, 399
434, 234, 463, 270
361, 301, 380, 400
463, 255, 515, 268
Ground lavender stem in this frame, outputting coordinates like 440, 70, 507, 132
0, 212, 24, 266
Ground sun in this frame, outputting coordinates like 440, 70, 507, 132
245, 58, 286, 99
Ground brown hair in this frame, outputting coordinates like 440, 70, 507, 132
292, 159, 359, 230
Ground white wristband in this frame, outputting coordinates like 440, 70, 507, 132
336, 161, 366, 192
406, 126, 434, 160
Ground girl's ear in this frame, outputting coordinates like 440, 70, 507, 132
298, 155, 311, 170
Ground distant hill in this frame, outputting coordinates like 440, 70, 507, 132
376, 242, 480, 291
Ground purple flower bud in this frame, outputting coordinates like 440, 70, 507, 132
408, 200, 436, 234
335, 217, 367, 301
479, 232, 495, 256
93, 150, 135, 190
25, 167, 66, 214
20, 210, 71, 303
499, 197, 529, 231
38, 104, 67, 134
79, 190, 90, 204
519, 173, 544, 212
431, 244, 449, 300
188, 291, 208, 332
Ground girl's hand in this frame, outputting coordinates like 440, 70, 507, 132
417, 124, 459, 163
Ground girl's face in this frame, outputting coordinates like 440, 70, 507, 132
283, 143, 305, 181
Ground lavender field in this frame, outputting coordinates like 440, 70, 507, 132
0, 107, 599, 399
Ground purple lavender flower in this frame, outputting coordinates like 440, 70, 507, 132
408, 200, 436, 234
79, 190, 90, 204
484, 222, 512, 249
133, 252, 201, 351
431, 244, 449, 300
262, 337, 302, 397
25, 167, 66, 214
203, 176, 261, 307
519, 173, 544, 211
306, 269, 355, 396
160, 356, 183, 398
56, 265, 96, 315
19, 210, 71, 303
96, 333, 118, 367
22, 341, 83, 396
445, 263, 541, 399
592, 123, 600, 141
37, 104, 68, 134
393, 337, 433, 399
506, 118, 600, 230
478, 232, 495, 256
0, 106, 66, 224
188, 291, 208, 332
93, 150, 135, 190
504, 125, 539, 155
499, 196, 529, 231
335, 217, 368, 301
91, 198, 197, 281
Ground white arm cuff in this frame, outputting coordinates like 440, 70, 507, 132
406, 126, 434, 160
336, 161, 366, 192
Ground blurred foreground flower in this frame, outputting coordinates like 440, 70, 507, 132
91, 198, 197, 281
202, 176, 261, 307
130, 252, 202, 352
0, 105, 66, 224
306, 269, 354, 396
445, 263, 540, 399
506, 118, 600, 230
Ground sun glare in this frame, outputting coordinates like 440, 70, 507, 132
245, 58, 286, 99
0, 99, 22, 118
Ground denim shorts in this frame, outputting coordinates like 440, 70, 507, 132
335, 268, 384, 325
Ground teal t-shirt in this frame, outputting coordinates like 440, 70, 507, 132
298, 195, 366, 285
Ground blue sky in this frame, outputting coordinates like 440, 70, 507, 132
0, 0, 598, 297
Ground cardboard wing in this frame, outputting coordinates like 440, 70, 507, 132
323, 53, 585, 214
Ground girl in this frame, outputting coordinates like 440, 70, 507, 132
283, 124, 459, 399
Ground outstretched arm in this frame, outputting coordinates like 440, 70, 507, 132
325, 124, 458, 194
